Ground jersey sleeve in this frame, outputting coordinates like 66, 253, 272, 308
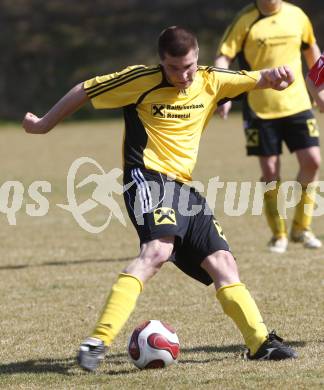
300, 11, 316, 48
217, 19, 247, 59
216, 5, 258, 59
213, 69, 260, 101
83, 65, 158, 109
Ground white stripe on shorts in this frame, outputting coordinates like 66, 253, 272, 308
135, 168, 153, 211
131, 168, 152, 213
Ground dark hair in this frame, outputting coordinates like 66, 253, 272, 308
158, 26, 198, 59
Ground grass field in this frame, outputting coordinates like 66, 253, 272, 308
0, 114, 323, 389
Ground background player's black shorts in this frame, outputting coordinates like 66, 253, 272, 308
123, 167, 230, 286
243, 109, 320, 156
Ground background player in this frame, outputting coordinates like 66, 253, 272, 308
215, 0, 322, 253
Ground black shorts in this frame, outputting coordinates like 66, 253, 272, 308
123, 168, 230, 286
243, 109, 320, 156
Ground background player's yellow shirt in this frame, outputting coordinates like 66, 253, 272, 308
84, 65, 259, 182
217, 2, 316, 119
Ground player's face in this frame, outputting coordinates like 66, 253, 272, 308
161, 49, 198, 89
256, 0, 282, 14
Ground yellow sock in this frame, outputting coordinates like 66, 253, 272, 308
292, 185, 316, 232
216, 283, 268, 355
264, 183, 287, 238
92, 273, 143, 346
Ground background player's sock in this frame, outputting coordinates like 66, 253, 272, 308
292, 185, 315, 232
264, 183, 287, 238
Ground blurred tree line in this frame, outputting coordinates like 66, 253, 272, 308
1, 0, 323, 121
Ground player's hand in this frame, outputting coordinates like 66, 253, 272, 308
22, 112, 47, 133
259, 65, 294, 91
216, 101, 232, 119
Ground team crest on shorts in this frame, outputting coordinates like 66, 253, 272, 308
245, 128, 259, 147
153, 207, 177, 225
306, 118, 319, 137
213, 219, 227, 241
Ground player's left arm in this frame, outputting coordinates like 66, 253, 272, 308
303, 43, 322, 69
306, 75, 324, 112
255, 66, 295, 91
215, 66, 294, 103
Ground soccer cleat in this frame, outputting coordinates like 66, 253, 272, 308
267, 236, 288, 253
244, 331, 297, 360
77, 337, 106, 371
290, 229, 322, 249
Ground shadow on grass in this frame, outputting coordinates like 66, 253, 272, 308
0, 355, 129, 376
0, 257, 131, 271
0, 354, 143, 376
182, 344, 243, 354
181, 340, 305, 354
179, 344, 243, 363
0, 357, 75, 375
0, 340, 307, 375
179, 340, 306, 363
0, 352, 141, 376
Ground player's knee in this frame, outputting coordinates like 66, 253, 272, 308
201, 250, 240, 287
124, 244, 172, 282
260, 156, 280, 182
140, 239, 173, 269
124, 238, 174, 281
303, 154, 321, 172
203, 250, 237, 273
141, 250, 169, 269
300, 152, 321, 172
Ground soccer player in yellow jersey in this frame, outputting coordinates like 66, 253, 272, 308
23, 26, 297, 370
215, 0, 322, 253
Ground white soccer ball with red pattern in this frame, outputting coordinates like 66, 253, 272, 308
128, 320, 180, 369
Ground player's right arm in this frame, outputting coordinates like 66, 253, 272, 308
303, 43, 321, 70
23, 83, 89, 134
23, 65, 158, 134
306, 76, 324, 112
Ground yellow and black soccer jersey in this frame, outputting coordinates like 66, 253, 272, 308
217, 1, 316, 119
84, 65, 259, 182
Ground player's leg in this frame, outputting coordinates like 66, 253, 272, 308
244, 113, 287, 252
282, 110, 321, 248
77, 167, 189, 371
172, 187, 296, 360
201, 251, 267, 356
295, 146, 321, 184
77, 236, 174, 371
291, 146, 322, 248
201, 251, 297, 360
259, 155, 280, 183
259, 155, 288, 253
